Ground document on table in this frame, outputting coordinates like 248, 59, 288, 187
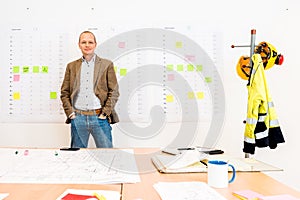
56, 189, 120, 200
151, 150, 208, 173
0, 148, 140, 184
0, 193, 9, 200
153, 182, 227, 200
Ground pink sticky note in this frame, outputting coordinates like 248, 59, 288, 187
13, 74, 20, 81
233, 190, 265, 199
259, 194, 300, 200
167, 74, 175, 81
118, 41, 126, 48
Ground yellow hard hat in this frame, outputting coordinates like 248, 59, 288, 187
236, 55, 251, 80
255, 41, 284, 70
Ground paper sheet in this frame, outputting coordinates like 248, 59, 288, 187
0, 148, 140, 184
153, 181, 227, 200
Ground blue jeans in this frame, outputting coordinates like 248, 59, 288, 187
70, 113, 112, 148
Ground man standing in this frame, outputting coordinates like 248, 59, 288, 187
60, 31, 119, 148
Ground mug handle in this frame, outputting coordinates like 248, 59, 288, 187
228, 164, 236, 183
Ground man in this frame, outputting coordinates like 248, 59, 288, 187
60, 31, 119, 148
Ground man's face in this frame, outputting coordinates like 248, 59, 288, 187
78, 33, 97, 56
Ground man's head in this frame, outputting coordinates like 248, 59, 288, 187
78, 31, 97, 58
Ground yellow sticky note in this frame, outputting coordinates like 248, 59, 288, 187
13, 92, 20, 100
166, 95, 174, 102
120, 68, 127, 76
176, 41, 182, 48
188, 92, 195, 99
196, 92, 204, 99
50, 92, 57, 99
114, 66, 117, 72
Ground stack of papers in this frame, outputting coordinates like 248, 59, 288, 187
152, 150, 282, 173
151, 150, 207, 173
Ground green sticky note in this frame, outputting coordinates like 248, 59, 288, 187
205, 77, 212, 83
23, 66, 30, 73
41, 66, 48, 73
196, 65, 203, 71
177, 64, 184, 71
33, 66, 39, 73
13, 66, 20, 73
187, 64, 194, 71
50, 92, 57, 99
120, 68, 127, 76
166, 64, 174, 71
114, 66, 117, 72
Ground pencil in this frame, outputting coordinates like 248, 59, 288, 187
93, 192, 106, 200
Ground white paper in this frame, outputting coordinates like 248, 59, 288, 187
0, 193, 9, 200
153, 181, 227, 200
0, 148, 140, 184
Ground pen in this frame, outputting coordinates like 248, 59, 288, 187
93, 192, 106, 200
177, 147, 195, 150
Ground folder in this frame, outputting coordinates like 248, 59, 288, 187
152, 151, 282, 173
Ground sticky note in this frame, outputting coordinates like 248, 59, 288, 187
196, 92, 204, 99
13, 92, 20, 100
166, 95, 174, 102
205, 77, 212, 83
13, 66, 20, 73
23, 66, 30, 73
118, 41, 126, 48
13, 74, 20, 82
188, 92, 195, 99
120, 68, 127, 76
33, 66, 40, 73
196, 65, 203, 71
177, 64, 184, 71
232, 189, 264, 200
50, 92, 57, 99
167, 74, 175, 81
41, 66, 48, 73
187, 64, 194, 71
166, 64, 174, 71
175, 41, 182, 48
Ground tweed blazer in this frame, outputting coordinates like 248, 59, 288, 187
60, 55, 119, 124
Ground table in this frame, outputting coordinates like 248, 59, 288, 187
122, 148, 300, 200
1, 148, 300, 200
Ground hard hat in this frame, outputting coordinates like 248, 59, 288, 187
236, 55, 251, 80
255, 41, 284, 70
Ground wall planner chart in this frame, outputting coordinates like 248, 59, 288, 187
0, 25, 223, 123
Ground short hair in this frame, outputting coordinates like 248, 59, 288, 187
79, 31, 97, 43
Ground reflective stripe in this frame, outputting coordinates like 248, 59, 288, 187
255, 129, 268, 139
251, 68, 256, 75
244, 136, 255, 144
258, 115, 266, 122
268, 101, 274, 107
246, 118, 257, 124
270, 119, 279, 127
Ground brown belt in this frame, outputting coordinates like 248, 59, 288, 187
75, 108, 101, 116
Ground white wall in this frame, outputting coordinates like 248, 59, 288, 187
1, 0, 299, 192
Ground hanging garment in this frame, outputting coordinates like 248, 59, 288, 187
243, 53, 285, 154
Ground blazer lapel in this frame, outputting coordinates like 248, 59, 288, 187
94, 56, 104, 87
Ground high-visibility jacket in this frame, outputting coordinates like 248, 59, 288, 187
243, 54, 285, 154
